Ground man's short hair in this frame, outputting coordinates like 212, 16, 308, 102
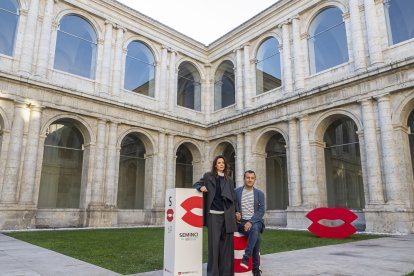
244, 170, 256, 178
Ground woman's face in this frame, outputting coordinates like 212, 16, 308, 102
215, 158, 225, 173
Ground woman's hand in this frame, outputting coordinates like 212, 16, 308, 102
200, 186, 208, 192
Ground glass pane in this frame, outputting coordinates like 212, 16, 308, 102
175, 145, 193, 188
256, 37, 281, 94
265, 133, 288, 210
177, 62, 201, 111
124, 56, 155, 96
214, 61, 235, 110
118, 134, 145, 209
0, 0, 18, 13
126, 41, 154, 64
308, 7, 349, 73
387, 0, 414, 44
0, 3, 18, 56
59, 15, 96, 43
54, 16, 97, 79
38, 122, 84, 208
324, 118, 364, 209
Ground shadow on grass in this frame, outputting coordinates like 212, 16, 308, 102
5, 228, 383, 275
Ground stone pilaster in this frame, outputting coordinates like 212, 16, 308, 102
104, 121, 118, 206
1, 103, 27, 203
291, 16, 304, 90
165, 134, 175, 189
243, 44, 253, 108
159, 46, 169, 110
36, 0, 55, 77
360, 99, 384, 204
100, 20, 114, 93
236, 133, 244, 187
349, 0, 367, 71
90, 119, 107, 205
155, 131, 166, 208
235, 48, 243, 110
111, 26, 126, 96
19, 0, 40, 74
363, 0, 384, 65
376, 94, 404, 205
168, 50, 177, 112
281, 21, 293, 92
19, 106, 43, 204
244, 131, 253, 172
288, 118, 301, 206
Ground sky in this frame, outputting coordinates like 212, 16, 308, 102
116, 0, 278, 45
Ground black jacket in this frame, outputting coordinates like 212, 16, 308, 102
193, 172, 239, 233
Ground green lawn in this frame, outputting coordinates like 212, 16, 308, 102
5, 228, 382, 275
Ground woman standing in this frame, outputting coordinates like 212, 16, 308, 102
193, 155, 239, 276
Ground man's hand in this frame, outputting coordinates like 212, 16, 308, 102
235, 212, 241, 222
199, 186, 208, 192
243, 221, 253, 232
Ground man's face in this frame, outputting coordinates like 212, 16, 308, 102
244, 172, 256, 188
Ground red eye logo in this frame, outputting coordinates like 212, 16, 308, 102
180, 196, 203, 228
306, 208, 358, 239
166, 208, 174, 222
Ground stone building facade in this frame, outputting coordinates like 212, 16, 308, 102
0, 0, 413, 233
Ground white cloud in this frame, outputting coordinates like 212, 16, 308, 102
116, 0, 278, 44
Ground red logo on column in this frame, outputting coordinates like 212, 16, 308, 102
166, 208, 174, 222
306, 208, 358, 238
180, 196, 203, 228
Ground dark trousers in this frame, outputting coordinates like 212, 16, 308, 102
207, 213, 234, 276
238, 220, 262, 270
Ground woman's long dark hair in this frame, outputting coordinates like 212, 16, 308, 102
211, 155, 231, 179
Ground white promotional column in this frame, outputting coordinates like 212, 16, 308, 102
163, 188, 203, 276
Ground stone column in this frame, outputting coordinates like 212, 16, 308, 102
90, 119, 107, 204
203, 64, 212, 123
154, 132, 166, 208
298, 116, 317, 207
288, 118, 302, 206
104, 121, 118, 206
165, 134, 175, 189
111, 26, 126, 96
291, 16, 304, 90
363, 0, 383, 65
19, 106, 43, 204
19, 0, 40, 74
243, 44, 253, 108
36, 0, 55, 77
281, 21, 294, 92
235, 48, 243, 110
100, 20, 114, 94
1, 103, 27, 203
244, 131, 253, 172
168, 50, 177, 112
236, 133, 244, 187
349, 0, 367, 71
360, 99, 384, 204
159, 46, 169, 110
376, 94, 404, 205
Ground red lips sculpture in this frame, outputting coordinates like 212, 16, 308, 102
306, 207, 358, 238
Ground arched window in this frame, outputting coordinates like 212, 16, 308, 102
118, 134, 145, 209
38, 120, 84, 208
54, 15, 97, 79
266, 133, 288, 210
324, 118, 364, 209
384, 0, 414, 45
256, 37, 281, 94
308, 7, 349, 74
214, 61, 235, 110
175, 145, 193, 188
0, 0, 19, 56
408, 110, 414, 177
124, 41, 155, 96
177, 62, 201, 111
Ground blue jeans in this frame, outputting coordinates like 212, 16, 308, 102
238, 220, 262, 269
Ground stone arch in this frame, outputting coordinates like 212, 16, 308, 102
174, 140, 203, 187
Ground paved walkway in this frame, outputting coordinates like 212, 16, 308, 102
1, 233, 413, 276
